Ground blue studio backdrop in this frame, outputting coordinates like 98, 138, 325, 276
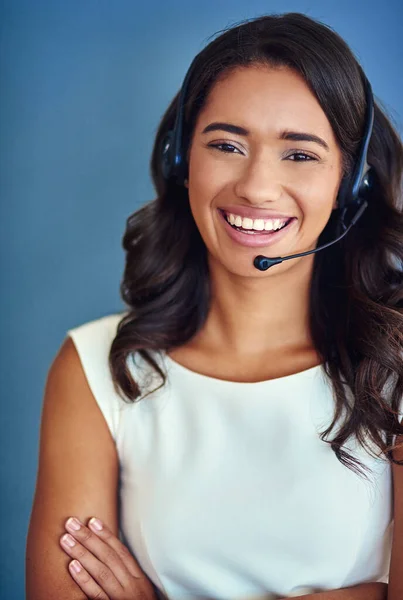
1, 0, 402, 597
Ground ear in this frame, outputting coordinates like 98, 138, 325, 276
184, 178, 189, 189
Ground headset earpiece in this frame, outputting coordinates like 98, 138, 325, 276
161, 131, 174, 180
336, 77, 375, 215
357, 162, 375, 198
161, 126, 188, 186
160, 53, 201, 185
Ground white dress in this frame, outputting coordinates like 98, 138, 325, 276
67, 312, 399, 599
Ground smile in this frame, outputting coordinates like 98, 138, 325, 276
224, 211, 290, 232
218, 209, 297, 248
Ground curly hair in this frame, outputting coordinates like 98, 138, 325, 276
109, 12, 403, 480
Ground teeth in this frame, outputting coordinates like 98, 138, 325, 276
226, 212, 288, 231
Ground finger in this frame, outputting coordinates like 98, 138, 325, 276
60, 532, 123, 597
68, 559, 110, 600
87, 517, 144, 580
65, 517, 132, 586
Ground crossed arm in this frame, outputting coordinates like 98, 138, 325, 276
55, 513, 389, 599
284, 582, 387, 599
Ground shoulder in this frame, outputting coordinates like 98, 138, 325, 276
26, 315, 126, 599
64, 311, 130, 440
45, 313, 125, 447
389, 377, 403, 597
66, 311, 127, 351
390, 435, 403, 598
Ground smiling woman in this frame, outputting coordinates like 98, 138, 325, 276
27, 10, 403, 600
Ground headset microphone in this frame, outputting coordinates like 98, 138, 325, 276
161, 54, 375, 271
253, 199, 369, 270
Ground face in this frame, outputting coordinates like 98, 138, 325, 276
185, 65, 343, 276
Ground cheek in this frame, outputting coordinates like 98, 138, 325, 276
189, 150, 228, 198
187, 179, 217, 244
298, 165, 340, 211
187, 149, 226, 222
188, 142, 243, 195
295, 181, 340, 244
186, 158, 227, 249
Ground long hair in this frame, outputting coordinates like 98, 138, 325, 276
109, 12, 403, 479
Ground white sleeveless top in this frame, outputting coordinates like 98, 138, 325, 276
67, 312, 398, 599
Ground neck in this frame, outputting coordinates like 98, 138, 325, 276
194, 254, 316, 358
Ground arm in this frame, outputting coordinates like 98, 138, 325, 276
283, 582, 387, 599
387, 432, 403, 600
26, 337, 120, 599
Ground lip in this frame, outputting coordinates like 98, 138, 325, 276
218, 208, 297, 248
219, 205, 294, 220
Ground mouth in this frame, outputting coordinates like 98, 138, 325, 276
217, 209, 297, 249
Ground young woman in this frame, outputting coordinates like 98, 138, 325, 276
26, 11, 403, 600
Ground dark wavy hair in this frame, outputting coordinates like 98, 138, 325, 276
109, 12, 403, 479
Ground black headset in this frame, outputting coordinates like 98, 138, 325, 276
161, 53, 375, 269
161, 53, 200, 185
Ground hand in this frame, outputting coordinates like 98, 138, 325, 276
59, 516, 157, 599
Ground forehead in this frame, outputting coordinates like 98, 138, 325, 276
196, 65, 337, 145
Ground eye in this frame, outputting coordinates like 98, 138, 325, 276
286, 152, 317, 162
206, 144, 318, 161
207, 143, 243, 154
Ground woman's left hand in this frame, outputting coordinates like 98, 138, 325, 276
59, 516, 157, 599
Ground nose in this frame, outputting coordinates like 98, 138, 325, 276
234, 157, 283, 205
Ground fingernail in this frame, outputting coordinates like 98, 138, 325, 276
89, 517, 103, 531
66, 517, 81, 531
70, 560, 82, 574
62, 534, 76, 547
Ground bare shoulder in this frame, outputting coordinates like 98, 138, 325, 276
389, 434, 403, 599
26, 336, 119, 599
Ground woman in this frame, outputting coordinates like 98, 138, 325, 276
26, 11, 403, 600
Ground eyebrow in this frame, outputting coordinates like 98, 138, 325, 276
201, 122, 330, 152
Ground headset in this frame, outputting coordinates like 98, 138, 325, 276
161, 51, 375, 270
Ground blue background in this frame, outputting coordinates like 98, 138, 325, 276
1, 0, 402, 597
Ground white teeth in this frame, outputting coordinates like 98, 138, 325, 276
253, 219, 265, 231
226, 212, 288, 231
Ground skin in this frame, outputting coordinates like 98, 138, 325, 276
181, 64, 344, 372
58, 516, 157, 598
